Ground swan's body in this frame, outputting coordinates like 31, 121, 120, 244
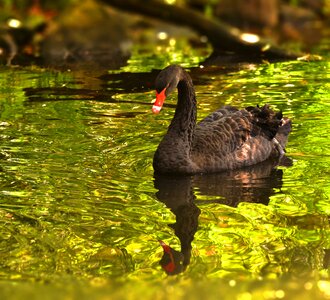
152, 65, 291, 174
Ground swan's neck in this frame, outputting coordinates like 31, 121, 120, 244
168, 76, 197, 145
154, 73, 197, 173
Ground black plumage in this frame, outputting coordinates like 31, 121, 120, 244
152, 65, 291, 174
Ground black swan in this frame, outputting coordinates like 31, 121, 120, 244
152, 65, 291, 174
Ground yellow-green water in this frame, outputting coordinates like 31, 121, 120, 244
0, 41, 329, 299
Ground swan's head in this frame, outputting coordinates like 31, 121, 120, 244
153, 65, 183, 114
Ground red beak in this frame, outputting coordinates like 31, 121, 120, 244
152, 88, 166, 114
159, 240, 176, 273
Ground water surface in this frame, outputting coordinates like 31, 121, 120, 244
0, 43, 329, 299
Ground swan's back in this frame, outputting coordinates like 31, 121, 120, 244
191, 105, 291, 172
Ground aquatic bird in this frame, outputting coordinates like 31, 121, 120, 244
152, 65, 291, 174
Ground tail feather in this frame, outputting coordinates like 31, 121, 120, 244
245, 105, 282, 140
246, 104, 291, 149
275, 117, 292, 148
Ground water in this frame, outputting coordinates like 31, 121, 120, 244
0, 42, 329, 299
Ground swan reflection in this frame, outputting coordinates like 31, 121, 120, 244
154, 157, 291, 275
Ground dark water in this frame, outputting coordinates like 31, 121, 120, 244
0, 43, 329, 299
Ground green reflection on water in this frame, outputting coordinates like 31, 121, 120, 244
118, 39, 211, 73
0, 42, 329, 299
